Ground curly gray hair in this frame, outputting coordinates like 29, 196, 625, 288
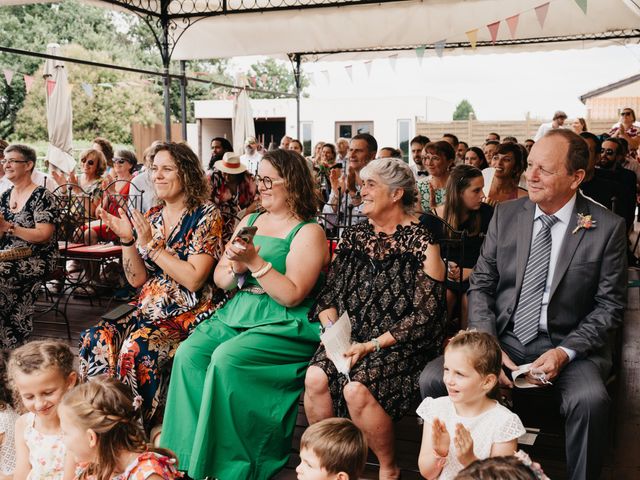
359, 158, 416, 213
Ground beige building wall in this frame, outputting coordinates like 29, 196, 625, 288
583, 79, 640, 120
415, 118, 618, 147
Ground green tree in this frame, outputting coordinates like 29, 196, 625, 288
0, 0, 234, 135
14, 45, 163, 143
245, 58, 308, 99
453, 99, 476, 121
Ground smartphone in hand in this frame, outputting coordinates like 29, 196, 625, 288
234, 226, 258, 245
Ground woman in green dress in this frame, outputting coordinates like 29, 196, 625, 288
161, 149, 327, 480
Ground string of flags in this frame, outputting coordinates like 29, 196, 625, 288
311, 0, 588, 84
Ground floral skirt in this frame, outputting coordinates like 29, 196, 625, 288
78, 300, 214, 430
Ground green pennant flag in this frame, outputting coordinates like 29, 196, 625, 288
575, 0, 587, 14
416, 46, 426, 66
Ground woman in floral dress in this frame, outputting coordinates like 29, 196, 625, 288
78, 142, 224, 431
0, 144, 58, 348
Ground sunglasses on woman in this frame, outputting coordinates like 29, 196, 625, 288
113, 158, 130, 165
81, 158, 95, 166
621, 111, 633, 116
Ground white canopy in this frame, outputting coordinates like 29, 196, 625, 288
1, 0, 639, 61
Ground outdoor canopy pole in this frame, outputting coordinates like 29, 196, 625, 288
180, 60, 188, 140
293, 53, 301, 140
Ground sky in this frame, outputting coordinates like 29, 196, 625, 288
230, 44, 640, 122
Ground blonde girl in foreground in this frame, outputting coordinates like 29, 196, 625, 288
58, 376, 180, 480
9, 341, 77, 480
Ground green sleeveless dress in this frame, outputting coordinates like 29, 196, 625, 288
161, 213, 321, 480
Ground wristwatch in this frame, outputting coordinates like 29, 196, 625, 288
6, 222, 15, 236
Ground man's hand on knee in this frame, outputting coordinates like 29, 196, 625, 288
529, 348, 569, 384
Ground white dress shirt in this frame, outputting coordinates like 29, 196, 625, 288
531, 194, 577, 359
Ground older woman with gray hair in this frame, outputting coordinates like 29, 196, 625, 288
304, 158, 447, 480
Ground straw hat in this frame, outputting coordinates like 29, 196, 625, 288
214, 152, 247, 175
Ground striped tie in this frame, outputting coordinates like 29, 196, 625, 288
513, 214, 559, 345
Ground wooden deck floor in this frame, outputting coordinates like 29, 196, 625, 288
33, 273, 640, 480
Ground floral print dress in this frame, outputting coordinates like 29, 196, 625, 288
78, 202, 224, 429
0, 187, 58, 348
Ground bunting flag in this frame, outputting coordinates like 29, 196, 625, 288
535, 2, 550, 28
345, 65, 353, 82
415, 46, 426, 66
434, 40, 446, 58
466, 29, 478, 49
574, 0, 587, 14
487, 21, 500, 45
23, 75, 34, 93
3, 69, 13, 86
250, 76, 257, 88
388, 54, 398, 72
81, 83, 93, 98
364, 60, 372, 77
321, 70, 330, 84
260, 73, 268, 84
506, 14, 519, 39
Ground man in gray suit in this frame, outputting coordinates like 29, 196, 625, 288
419, 129, 627, 480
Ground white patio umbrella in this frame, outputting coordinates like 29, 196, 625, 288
232, 88, 255, 156
43, 43, 75, 173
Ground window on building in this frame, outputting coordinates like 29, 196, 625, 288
301, 122, 313, 156
397, 119, 411, 163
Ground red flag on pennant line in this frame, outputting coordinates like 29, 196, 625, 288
23, 75, 34, 93
535, 2, 550, 29
46, 79, 56, 96
506, 14, 519, 39
487, 21, 500, 45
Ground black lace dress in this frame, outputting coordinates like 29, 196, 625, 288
309, 221, 447, 420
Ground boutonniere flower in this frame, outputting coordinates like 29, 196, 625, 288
572, 213, 596, 234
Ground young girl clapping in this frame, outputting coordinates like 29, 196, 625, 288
9, 341, 77, 480
58, 376, 180, 480
417, 331, 525, 479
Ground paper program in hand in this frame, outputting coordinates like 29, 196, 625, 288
320, 311, 352, 379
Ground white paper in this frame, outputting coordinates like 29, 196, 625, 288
511, 363, 542, 389
320, 311, 352, 379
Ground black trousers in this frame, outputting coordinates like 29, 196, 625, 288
419, 331, 610, 480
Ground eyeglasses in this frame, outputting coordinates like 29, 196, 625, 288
621, 111, 633, 116
601, 148, 617, 156
254, 175, 285, 190
81, 158, 95, 166
113, 158, 129, 165
0, 159, 28, 166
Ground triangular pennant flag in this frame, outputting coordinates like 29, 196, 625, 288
574, 0, 587, 14
466, 29, 478, 49
434, 40, 446, 58
506, 14, 520, 39
345, 65, 353, 82
23, 75, 34, 93
3, 69, 13, 86
535, 2, 550, 29
415, 46, 426, 66
47, 80, 56, 97
321, 70, 330, 84
260, 73, 268, 84
364, 60, 372, 77
487, 21, 500, 45
388, 54, 398, 72
81, 83, 93, 98
250, 76, 257, 88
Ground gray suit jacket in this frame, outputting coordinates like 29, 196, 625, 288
468, 192, 627, 375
